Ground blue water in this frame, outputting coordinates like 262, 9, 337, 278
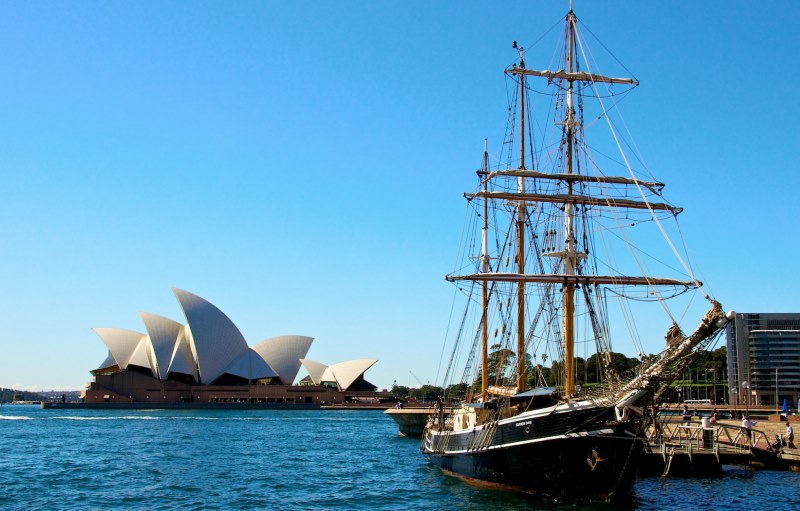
1, 405, 799, 510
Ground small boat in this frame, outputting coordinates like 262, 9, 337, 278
420, 4, 732, 502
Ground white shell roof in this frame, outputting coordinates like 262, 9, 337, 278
173, 288, 248, 385
140, 312, 184, 380
322, 359, 377, 390
167, 326, 197, 382
252, 335, 314, 385
93, 328, 147, 370
319, 366, 336, 383
299, 359, 328, 385
128, 337, 155, 376
97, 351, 117, 370
222, 348, 278, 381
91, 289, 339, 388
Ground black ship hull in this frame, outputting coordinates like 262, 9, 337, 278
422, 406, 644, 501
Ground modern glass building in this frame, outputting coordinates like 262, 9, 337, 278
727, 313, 800, 408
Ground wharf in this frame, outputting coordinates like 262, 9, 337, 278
41, 402, 397, 411
321, 403, 394, 410
40, 402, 321, 410
642, 418, 800, 476
384, 406, 442, 437
384, 406, 463, 436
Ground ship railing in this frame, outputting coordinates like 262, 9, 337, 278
422, 429, 433, 452
467, 419, 498, 452
466, 408, 504, 451
424, 408, 454, 432
421, 423, 446, 454
422, 413, 455, 454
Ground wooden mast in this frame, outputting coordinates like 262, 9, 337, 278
563, 9, 577, 397
481, 139, 489, 402
479, 6, 641, 399
515, 44, 527, 393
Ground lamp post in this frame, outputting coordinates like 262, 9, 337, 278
731, 387, 738, 419
709, 369, 716, 405
688, 368, 692, 401
742, 380, 749, 416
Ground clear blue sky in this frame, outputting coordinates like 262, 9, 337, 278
1, 2, 798, 391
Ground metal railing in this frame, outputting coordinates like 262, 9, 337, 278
653, 419, 777, 454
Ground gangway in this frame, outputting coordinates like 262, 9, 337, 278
643, 419, 786, 477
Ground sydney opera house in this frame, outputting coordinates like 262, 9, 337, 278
81, 288, 391, 407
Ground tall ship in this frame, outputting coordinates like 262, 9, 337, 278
421, 6, 733, 501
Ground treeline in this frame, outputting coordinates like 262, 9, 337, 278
0, 388, 82, 403
390, 383, 467, 403
0, 388, 45, 402
665, 345, 728, 402
393, 345, 729, 403
476, 345, 645, 391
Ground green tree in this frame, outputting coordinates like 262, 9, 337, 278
409, 384, 443, 402
487, 343, 515, 384
390, 384, 410, 398
444, 382, 469, 402
475, 344, 535, 386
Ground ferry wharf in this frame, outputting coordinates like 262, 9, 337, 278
384, 406, 439, 437
642, 417, 800, 477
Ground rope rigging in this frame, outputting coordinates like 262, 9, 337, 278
438, 9, 722, 409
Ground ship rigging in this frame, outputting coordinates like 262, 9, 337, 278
421, 6, 732, 501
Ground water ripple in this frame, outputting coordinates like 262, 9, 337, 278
2, 405, 800, 510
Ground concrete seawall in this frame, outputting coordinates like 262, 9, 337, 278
41, 402, 321, 410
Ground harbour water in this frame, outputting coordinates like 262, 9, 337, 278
1, 405, 798, 510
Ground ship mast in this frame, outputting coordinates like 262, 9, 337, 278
481, 139, 489, 402
515, 42, 527, 393
563, 9, 577, 397
449, 7, 658, 401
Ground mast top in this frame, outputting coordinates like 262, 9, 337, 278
508, 7, 637, 87
512, 40, 524, 68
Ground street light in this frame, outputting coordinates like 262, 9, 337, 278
731, 387, 738, 418
708, 369, 716, 405
742, 380, 750, 415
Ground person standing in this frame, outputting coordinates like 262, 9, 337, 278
741, 415, 755, 445
682, 404, 692, 426
787, 421, 796, 449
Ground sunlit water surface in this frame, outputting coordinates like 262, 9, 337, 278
1, 405, 798, 510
